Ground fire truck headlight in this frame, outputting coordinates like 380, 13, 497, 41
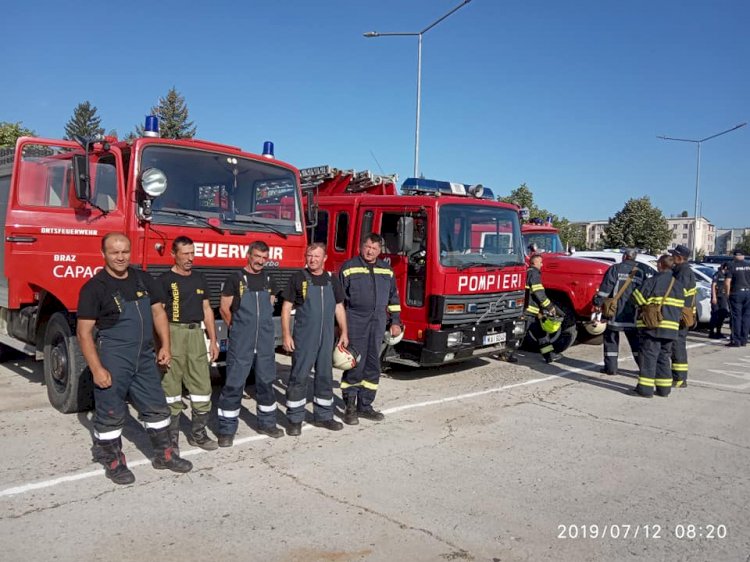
141, 167, 168, 197
513, 320, 527, 336
446, 331, 463, 347
445, 304, 465, 314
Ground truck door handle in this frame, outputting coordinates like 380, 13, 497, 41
6, 236, 37, 243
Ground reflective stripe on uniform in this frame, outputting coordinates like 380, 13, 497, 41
373, 268, 393, 276
165, 395, 183, 404
94, 428, 123, 440
597, 290, 609, 298
313, 396, 334, 406
655, 378, 672, 387
672, 363, 688, 372
286, 398, 307, 409
526, 305, 540, 315
605, 352, 618, 357
342, 267, 370, 277
540, 298, 551, 307
361, 380, 379, 390
531, 284, 545, 292
638, 377, 655, 387
540, 345, 554, 354
218, 408, 241, 418
143, 417, 171, 430
339, 381, 361, 389
388, 304, 401, 312
189, 394, 211, 403
258, 403, 277, 413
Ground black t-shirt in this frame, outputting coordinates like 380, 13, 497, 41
281, 270, 345, 307
159, 270, 210, 324
78, 268, 164, 330
221, 269, 276, 313
727, 259, 750, 291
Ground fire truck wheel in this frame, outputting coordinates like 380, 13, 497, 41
43, 312, 94, 413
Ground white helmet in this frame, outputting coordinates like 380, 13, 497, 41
585, 320, 607, 336
332, 344, 361, 370
383, 329, 404, 346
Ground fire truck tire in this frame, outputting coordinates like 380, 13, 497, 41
43, 312, 94, 413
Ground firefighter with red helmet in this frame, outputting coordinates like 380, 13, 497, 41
281, 242, 349, 436
339, 233, 401, 424
76, 233, 193, 485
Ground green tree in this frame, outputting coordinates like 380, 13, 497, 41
735, 233, 750, 255
0, 121, 36, 147
64, 101, 105, 140
680, 210, 689, 217
135, 87, 196, 139
558, 221, 588, 251
601, 196, 672, 255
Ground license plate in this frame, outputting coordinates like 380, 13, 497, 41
483, 332, 507, 345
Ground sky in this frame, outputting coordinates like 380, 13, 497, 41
2, 0, 748, 228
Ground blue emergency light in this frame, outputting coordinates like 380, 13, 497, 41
401, 177, 495, 199
144, 115, 159, 138
262, 141, 274, 159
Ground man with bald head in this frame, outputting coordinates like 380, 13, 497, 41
77, 232, 193, 484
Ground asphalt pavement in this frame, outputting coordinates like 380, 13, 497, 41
0, 331, 748, 561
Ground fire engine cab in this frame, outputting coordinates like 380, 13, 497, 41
300, 166, 528, 368
0, 120, 306, 413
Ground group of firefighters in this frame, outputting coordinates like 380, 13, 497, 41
77, 231, 749, 485
524, 243, 750, 399
78, 232, 400, 485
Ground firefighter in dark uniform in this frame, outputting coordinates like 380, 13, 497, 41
158, 236, 219, 453
77, 233, 193, 485
281, 242, 349, 436
631, 254, 685, 398
669, 244, 697, 388
339, 233, 402, 425
708, 263, 730, 339
592, 249, 644, 375
725, 248, 750, 347
217, 240, 281, 447
525, 254, 561, 363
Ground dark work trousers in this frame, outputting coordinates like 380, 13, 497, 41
636, 335, 673, 398
218, 289, 277, 435
286, 278, 336, 423
342, 309, 387, 410
527, 317, 555, 359
709, 302, 730, 336
603, 327, 640, 373
671, 327, 689, 386
93, 296, 171, 442
729, 292, 750, 345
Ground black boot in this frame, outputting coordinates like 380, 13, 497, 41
92, 437, 135, 485
343, 393, 359, 426
187, 411, 218, 451
168, 415, 181, 456
148, 428, 193, 473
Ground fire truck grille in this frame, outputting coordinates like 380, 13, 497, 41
143, 266, 302, 309
440, 291, 525, 326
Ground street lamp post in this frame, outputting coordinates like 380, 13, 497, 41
364, 0, 472, 178
658, 122, 747, 260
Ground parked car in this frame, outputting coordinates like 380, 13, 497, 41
572, 250, 711, 325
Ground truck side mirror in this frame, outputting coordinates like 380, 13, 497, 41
72, 154, 91, 202
397, 216, 414, 254
306, 194, 318, 227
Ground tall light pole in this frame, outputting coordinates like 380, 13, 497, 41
364, 0, 472, 178
658, 122, 747, 260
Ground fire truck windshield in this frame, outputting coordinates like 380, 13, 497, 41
522, 232, 565, 254
439, 204, 524, 267
142, 145, 302, 234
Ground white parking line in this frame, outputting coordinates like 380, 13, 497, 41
0, 339, 720, 499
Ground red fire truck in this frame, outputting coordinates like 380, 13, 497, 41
522, 221, 608, 348
300, 167, 528, 368
0, 124, 306, 413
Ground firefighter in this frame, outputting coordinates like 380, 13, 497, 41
524, 254, 562, 363
592, 249, 644, 375
339, 233, 402, 425
708, 263, 730, 339
77, 233, 192, 485
217, 241, 281, 446
631, 254, 685, 398
281, 242, 349, 436
669, 245, 697, 388
725, 248, 750, 347
158, 236, 219, 453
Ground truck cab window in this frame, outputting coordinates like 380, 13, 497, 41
334, 212, 349, 251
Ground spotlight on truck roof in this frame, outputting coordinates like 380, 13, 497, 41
262, 141, 274, 159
